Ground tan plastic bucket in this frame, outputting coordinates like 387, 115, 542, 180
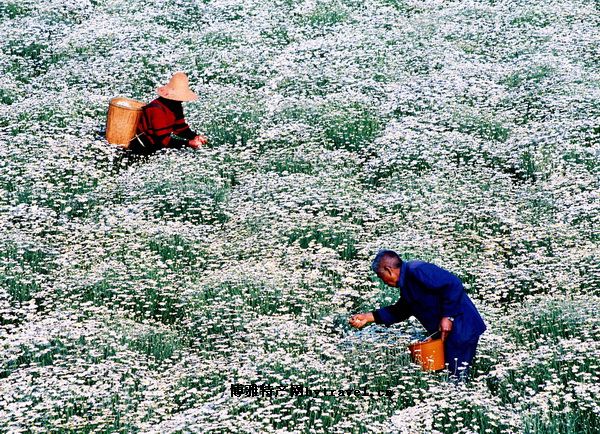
105, 97, 145, 147
408, 337, 445, 371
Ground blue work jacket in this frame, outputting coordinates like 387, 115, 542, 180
372, 260, 486, 345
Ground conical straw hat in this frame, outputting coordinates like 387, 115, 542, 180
157, 72, 198, 102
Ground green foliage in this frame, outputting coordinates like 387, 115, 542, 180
453, 213, 510, 237
201, 108, 263, 147
0, 2, 30, 19
0, 243, 54, 304
510, 11, 550, 28
288, 226, 358, 260
1, 339, 69, 379
145, 177, 230, 224
6, 41, 46, 59
306, 1, 349, 27
360, 151, 432, 188
172, 371, 227, 411
193, 281, 295, 319
80, 278, 115, 304
379, 0, 420, 14
37, 166, 100, 218
153, 1, 211, 31
1, 276, 40, 304
267, 158, 314, 175
79, 272, 189, 326
501, 65, 555, 89
523, 410, 599, 434
517, 150, 538, 181
563, 149, 599, 173
0, 243, 54, 274
575, 123, 600, 147
456, 114, 510, 143
133, 284, 189, 326
202, 31, 237, 48
0, 88, 15, 105
260, 26, 293, 46
321, 103, 382, 152
126, 332, 181, 362
509, 298, 599, 347
490, 348, 597, 428
148, 235, 208, 271
128, 56, 169, 98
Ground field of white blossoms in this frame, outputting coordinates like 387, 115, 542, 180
1, 0, 599, 432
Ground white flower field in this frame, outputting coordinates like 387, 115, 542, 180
0, 0, 599, 432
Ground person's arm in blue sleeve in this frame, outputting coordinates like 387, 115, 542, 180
412, 263, 464, 317
371, 296, 411, 327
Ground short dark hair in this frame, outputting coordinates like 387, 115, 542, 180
371, 250, 402, 274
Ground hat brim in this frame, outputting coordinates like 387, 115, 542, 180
157, 86, 198, 102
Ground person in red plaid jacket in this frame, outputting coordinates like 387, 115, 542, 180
129, 72, 208, 155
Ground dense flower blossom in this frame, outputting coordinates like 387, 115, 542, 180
0, 0, 598, 432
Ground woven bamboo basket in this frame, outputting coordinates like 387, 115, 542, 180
105, 97, 144, 148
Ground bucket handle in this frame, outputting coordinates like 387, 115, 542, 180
422, 330, 441, 342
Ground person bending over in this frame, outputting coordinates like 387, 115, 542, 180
349, 250, 486, 381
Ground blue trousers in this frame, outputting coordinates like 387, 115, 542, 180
444, 336, 480, 381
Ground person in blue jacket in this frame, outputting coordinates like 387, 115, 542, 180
349, 250, 487, 380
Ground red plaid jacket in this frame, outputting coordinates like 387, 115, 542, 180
132, 97, 196, 152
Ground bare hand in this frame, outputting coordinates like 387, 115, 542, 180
349, 312, 375, 329
189, 135, 208, 149
439, 317, 453, 342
